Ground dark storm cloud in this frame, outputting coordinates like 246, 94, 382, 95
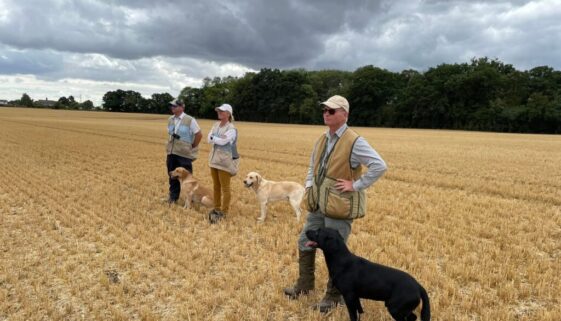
0, 0, 385, 69
1, 0, 561, 105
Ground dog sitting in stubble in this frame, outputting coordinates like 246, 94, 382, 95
168, 167, 214, 210
305, 228, 430, 321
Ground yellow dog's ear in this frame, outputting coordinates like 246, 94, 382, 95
256, 174, 261, 187
179, 168, 190, 179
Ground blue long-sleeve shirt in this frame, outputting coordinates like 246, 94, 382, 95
305, 124, 387, 191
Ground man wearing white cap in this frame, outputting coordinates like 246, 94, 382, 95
284, 95, 387, 313
207, 103, 239, 223
165, 98, 203, 204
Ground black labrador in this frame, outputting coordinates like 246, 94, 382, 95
306, 227, 430, 321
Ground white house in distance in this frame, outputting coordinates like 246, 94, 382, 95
0, 99, 8, 106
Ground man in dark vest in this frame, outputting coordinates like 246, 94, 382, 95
283, 95, 387, 313
166, 98, 203, 204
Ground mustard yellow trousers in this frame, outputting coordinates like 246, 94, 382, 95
210, 167, 232, 214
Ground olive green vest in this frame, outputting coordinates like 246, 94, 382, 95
306, 128, 366, 219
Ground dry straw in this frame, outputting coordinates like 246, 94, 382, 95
1, 108, 560, 320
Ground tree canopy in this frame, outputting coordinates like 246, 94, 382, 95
173, 58, 561, 133
9, 57, 560, 134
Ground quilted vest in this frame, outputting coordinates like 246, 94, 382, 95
208, 122, 240, 175
166, 115, 198, 159
306, 128, 366, 219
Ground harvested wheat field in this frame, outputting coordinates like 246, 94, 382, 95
1, 107, 560, 321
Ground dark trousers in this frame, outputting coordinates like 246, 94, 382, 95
166, 154, 193, 201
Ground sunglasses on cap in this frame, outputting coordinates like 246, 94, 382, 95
322, 108, 338, 115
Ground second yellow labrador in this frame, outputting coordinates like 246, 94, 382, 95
169, 167, 214, 210
243, 171, 305, 222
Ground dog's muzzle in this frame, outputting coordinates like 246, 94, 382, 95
243, 181, 253, 188
305, 241, 318, 248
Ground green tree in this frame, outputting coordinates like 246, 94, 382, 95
67, 96, 80, 110
308, 70, 352, 101
103, 90, 125, 112
179, 87, 203, 117
281, 70, 318, 124
80, 100, 94, 110
194, 77, 236, 119
95, 57, 561, 133
20, 93, 33, 107
147, 93, 174, 114
56, 96, 70, 109
229, 73, 256, 122
293, 84, 320, 124
421, 62, 468, 128
102, 90, 145, 112
122, 91, 146, 113
347, 66, 403, 126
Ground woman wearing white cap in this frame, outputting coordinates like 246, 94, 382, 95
207, 103, 239, 223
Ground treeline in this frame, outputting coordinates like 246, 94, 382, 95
176, 57, 561, 134
6, 94, 96, 110
8, 57, 561, 134
102, 91, 174, 114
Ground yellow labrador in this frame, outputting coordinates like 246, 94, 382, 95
169, 167, 214, 210
243, 171, 305, 222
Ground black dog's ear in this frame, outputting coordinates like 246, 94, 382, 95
318, 228, 343, 250
318, 229, 330, 244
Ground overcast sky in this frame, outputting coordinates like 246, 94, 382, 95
1, 0, 560, 106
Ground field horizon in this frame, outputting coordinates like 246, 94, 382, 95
1, 107, 560, 321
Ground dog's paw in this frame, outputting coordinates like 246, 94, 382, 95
256, 217, 265, 223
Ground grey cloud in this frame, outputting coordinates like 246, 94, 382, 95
133, 0, 385, 67
0, 0, 386, 68
1, 0, 561, 105
328, 0, 561, 72
0, 47, 63, 75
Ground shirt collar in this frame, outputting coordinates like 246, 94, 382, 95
326, 123, 348, 139
174, 112, 186, 120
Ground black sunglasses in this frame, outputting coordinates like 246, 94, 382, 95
323, 108, 337, 115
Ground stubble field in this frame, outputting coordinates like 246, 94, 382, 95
1, 107, 560, 321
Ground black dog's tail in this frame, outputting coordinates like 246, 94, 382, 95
419, 285, 431, 321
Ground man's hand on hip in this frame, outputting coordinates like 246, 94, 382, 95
335, 179, 354, 192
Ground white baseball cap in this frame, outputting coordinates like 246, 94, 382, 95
320, 95, 349, 112
215, 103, 233, 114
169, 98, 184, 107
